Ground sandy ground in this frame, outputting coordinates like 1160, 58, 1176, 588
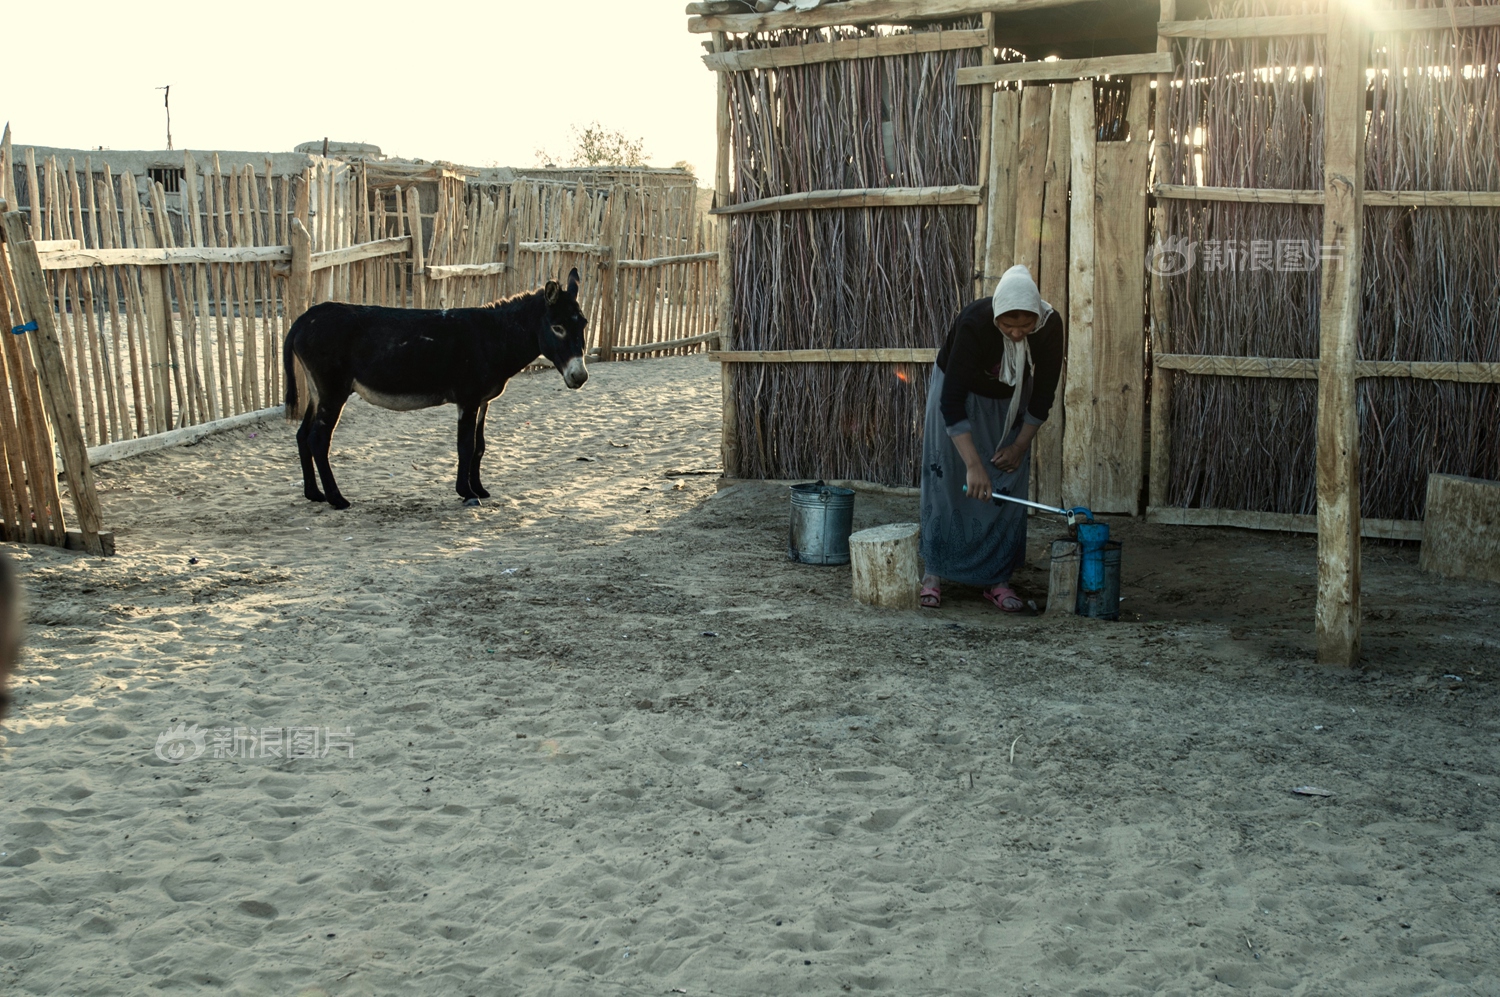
2, 353, 1498, 997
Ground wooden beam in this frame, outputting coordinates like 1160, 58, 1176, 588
62, 529, 116, 555
1147, 505, 1421, 542
1364, 190, 1500, 208
287, 218, 313, 322
1061, 80, 1097, 510
517, 241, 605, 254
1156, 354, 1319, 378
689, 0, 1096, 33
1315, 1, 1367, 666
712, 185, 983, 215
1155, 353, 1500, 383
611, 331, 720, 355
971, 11, 997, 299
1156, 185, 1500, 207
1032, 83, 1071, 508
1367, 6, 1500, 32
982, 91, 1021, 294
38, 244, 293, 270
1012, 86, 1053, 280
1088, 75, 1152, 515
703, 28, 986, 72
717, 475, 920, 498
0, 211, 105, 554
714, 30, 740, 478
426, 261, 507, 280
1148, 0, 1176, 513
309, 235, 410, 271
86, 405, 282, 466
1157, 15, 1325, 38
1153, 183, 1325, 204
958, 52, 1172, 85
596, 188, 621, 363
617, 251, 720, 268
708, 349, 939, 363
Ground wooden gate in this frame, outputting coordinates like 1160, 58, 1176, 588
967, 61, 1162, 515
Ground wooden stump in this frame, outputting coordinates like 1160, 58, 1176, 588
850, 523, 921, 609
1419, 473, 1500, 584
1046, 539, 1079, 616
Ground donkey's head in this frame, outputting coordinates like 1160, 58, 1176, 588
540, 268, 589, 389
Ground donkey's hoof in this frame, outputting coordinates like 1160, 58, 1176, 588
328, 496, 351, 511
305, 489, 326, 503
463, 497, 481, 508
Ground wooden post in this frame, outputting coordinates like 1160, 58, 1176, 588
597, 185, 621, 361
288, 217, 313, 321
1089, 77, 1152, 514
1315, 1, 1368, 666
0, 210, 106, 554
1046, 539, 1080, 616
971, 11, 997, 298
849, 524, 921, 610
713, 30, 741, 477
405, 185, 426, 308
981, 89, 1021, 295
1148, 0, 1178, 512
1032, 84, 1072, 508
1061, 80, 1097, 510
287, 217, 313, 419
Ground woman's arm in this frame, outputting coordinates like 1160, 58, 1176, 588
992, 421, 1039, 473
951, 432, 994, 502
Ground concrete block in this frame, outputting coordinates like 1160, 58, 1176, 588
1419, 473, 1500, 584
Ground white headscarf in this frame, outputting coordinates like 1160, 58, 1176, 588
991, 265, 1055, 434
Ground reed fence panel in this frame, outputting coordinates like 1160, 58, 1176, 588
720, 22, 985, 486
1154, 0, 1500, 525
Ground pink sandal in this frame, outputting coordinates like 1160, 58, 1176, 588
982, 584, 1024, 613
920, 583, 942, 609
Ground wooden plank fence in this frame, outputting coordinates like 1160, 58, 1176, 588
0, 133, 717, 553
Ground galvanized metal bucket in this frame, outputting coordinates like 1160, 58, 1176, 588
788, 482, 855, 565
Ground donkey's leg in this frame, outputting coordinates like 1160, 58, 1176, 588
455, 404, 480, 504
468, 401, 490, 499
296, 405, 325, 503
309, 394, 352, 510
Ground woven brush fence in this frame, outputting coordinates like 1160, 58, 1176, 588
1160, 0, 1500, 522
1360, 6, 1500, 519
725, 23, 983, 485
447, 176, 717, 356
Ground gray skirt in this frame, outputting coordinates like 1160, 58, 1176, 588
919, 364, 1032, 588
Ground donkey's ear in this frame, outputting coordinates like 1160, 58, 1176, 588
566, 267, 580, 299
544, 280, 560, 304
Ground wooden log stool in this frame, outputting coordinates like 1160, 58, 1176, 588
849, 523, 921, 609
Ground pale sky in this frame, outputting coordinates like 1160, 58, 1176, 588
7, 2, 719, 184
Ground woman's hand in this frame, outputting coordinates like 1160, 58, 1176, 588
965, 463, 992, 503
991, 440, 1029, 474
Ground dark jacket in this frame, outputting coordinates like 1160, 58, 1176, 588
935, 296, 1063, 435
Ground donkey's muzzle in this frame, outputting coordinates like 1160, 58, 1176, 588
561, 356, 588, 389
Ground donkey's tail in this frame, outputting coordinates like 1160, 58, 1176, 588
283, 319, 304, 423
